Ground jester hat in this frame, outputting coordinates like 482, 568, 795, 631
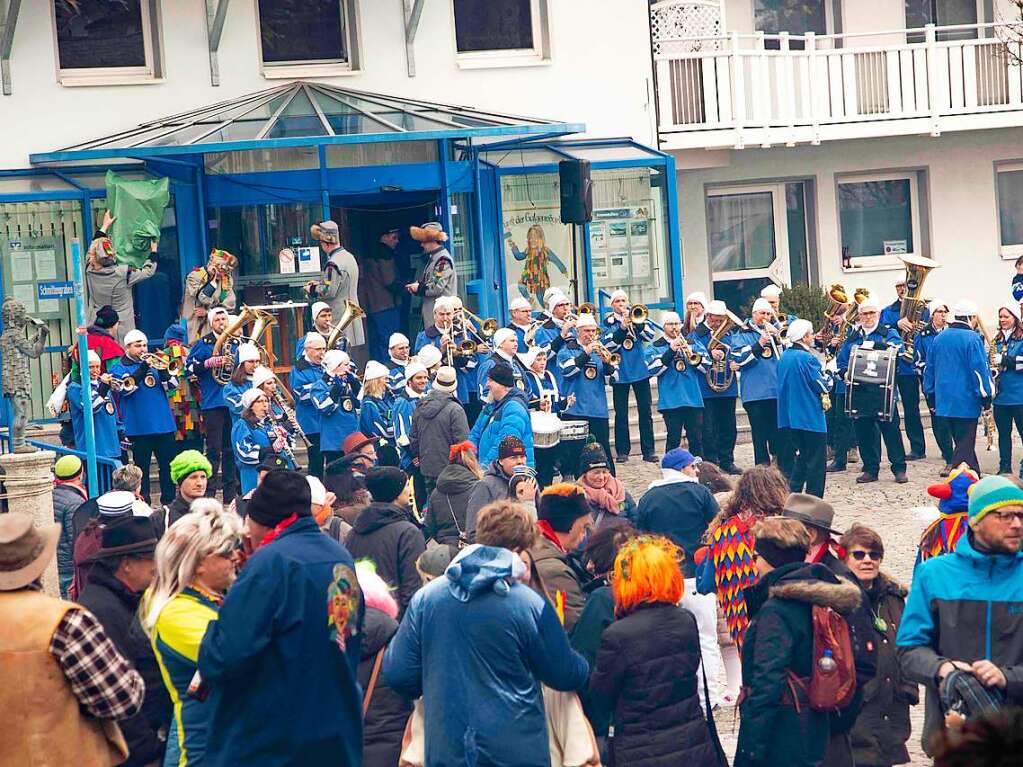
927, 464, 980, 515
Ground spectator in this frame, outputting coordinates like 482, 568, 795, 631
840, 524, 917, 767
410, 365, 469, 496
77, 516, 170, 767
469, 362, 535, 466
309, 475, 347, 543
424, 441, 482, 547
589, 536, 720, 767
576, 443, 636, 527
897, 475, 1023, 755
324, 432, 378, 524
230, 449, 289, 518
70, 488, 137, 599
73, 464, 148, 545
345, 466, 427, 616
530, 483, 594, 631
508, 464, 540, 517
932, 708, 1023, 767
152, 449, 212, 536
415, 542, 455, 585
142, 500, 242, 767
85, 304, 125, 370
0, 512, 144, 766
465, 435, 529, 537
199, 470, 365, 767
735, 517, 861, 767
52, 454, 88, 597
697, 461, 735, 496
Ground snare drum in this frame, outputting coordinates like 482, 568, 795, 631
559, 419, 589, 442
845, 345, 897, 421
531, 411, 563, 449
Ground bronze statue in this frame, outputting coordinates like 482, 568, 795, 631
1, 299, 49, 453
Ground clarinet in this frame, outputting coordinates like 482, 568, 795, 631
264, 417, 296, 465
273, 388, 311, 448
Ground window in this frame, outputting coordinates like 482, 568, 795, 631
52, 0, 162, 84
837, 173, 921, 269
905, 0, 979, 42
708, 191, 778, 273
255, 0, 359, 76
452, 0, 551, 68
754, 0, 826, 49
997, 164, 1023, 258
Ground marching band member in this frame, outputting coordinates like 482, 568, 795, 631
222, 343, 262, 422
290, 333, 327, 478
733, 298, 783, 466
161, 322, 203, 453
992, 301, 1023, 475
836, 297, 908, 484
691, 300, 742, 475
386, 332, 412, 397
923, 300, 992, 474
186, 307, 239, 502
533, 291, 576, 363
414, 297, 475, 402
477, 328, 526, 399
406, 221, 456, 325
507, 296, 534, 352
294, 302, 333, 358
822, 303, 856, 474
393, 360, 429, 470
915, 301, 954, 472
777, 319, 831, 498
557, 313, 616, 477
251, 365, 286, 426
311, 349, 362, 470
759, 284, 795, 329
67, 350, 122, 464
647, 311, 706, 455
519, 346, 575, 486
359, 361, 395, 447
603, 289, 657, 463
417, 344, 443, 379
305, 220, 364, 349
232, 389, 295, 494
881, 276, 930, 461
181, 248, 237, 342
109, 329, 178, 504
450, 296, 486, 424
683, 292, 708, 335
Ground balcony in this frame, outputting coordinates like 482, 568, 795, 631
653, 21, 1023, 150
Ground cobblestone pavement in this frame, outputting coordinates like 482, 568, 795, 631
616, 429, 1009, 767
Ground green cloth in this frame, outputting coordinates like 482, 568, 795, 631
105, 170, 170, 268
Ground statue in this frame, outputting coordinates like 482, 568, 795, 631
2, 298, 49, 453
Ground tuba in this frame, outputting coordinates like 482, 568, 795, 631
705, 311, 742, 393
898, 255, 941, 363
212, 306, 278, 385
326, 301, 366, 351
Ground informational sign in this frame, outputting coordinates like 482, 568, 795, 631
1, 235, 67, 319
278, 248, 297, 275
883, 240, 908, 255
296, 246, 321, 274
38, 281, 75, 300
589, 205, 654, 292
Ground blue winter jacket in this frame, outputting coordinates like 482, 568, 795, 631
603, 314, 654, 384
557, 340, 613, 419
108, 357, 177, 437
222, 379, 249, 423
311, 372, 361, 452
534, 320, 573, 386
690, 323, 739, 399
289, 357, 324, 436
731, 327, 780, 403
881, 299, 930, 377
469, 388, 535, 467
415, 325, 475, 402
199, 515, 364, 767
476, 352, 527, 400
914, 325, 942, 396
922, 323, 992, 418
777, 343, 831, 433
359, 395, 393, 441
185, 333, 228, 411
836, 324, 903, 398
231, 418, 296, 493
67, 381, 121, 460
392, 390, 422, 469
383, 545, 590, 767
647, 336, 706, 411
994, 332, 1023, 406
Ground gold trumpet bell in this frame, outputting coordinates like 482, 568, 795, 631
326, 301, 366, 349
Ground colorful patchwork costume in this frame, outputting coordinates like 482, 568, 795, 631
916, 463, 979, 568
706, 514, 758, 649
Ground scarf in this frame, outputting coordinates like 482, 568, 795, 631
536, 520, 566, 553
259, 513, 300, 548
582, 475, 628, 515
807, 539, 845, 564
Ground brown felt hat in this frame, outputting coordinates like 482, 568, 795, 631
0, 513, 60, 591
781, 493, 840, 536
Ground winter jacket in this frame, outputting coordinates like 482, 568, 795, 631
311, 372, 361, 453
151, 492, 195, 538
470, 387, 536, 468
465, 461, 513, 538
993, 331, 1023, 406
181, 265, 237, 343
52, 480, 88, 598
851, 574, 916, 767
411, 389, 470, 480
557, 340, 614, 419
777, 343, 831, 433
530, 533, 587, 633
289, 356, 324, 436
881, 299, 929, 377
86, 258, 157, 343
185, 333, 228, 411
345, 502, 427, 615
647, 335, 706, 410
77, 564, 172, 766
310, 246, 364, 347
732, 327, 780, 403
691, 323, 740, 399
199, 515, 364, 767
109, 356, 178, 437
589, 603, 717, 767
603, 313, 655, 384
425, 463, 479, 545
897, 530, 1023, 754
359, 395, 393, 442
86, 326, 125, 369
922, 322, 993, 418
67, 381, 122, 459
634, 474, 719, 578
413, 245, 457, 324
734, 562, 862, 767
383, 545, 590, 767
359, 607, 413, 767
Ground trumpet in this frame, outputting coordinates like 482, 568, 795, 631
566, 303, 596, 321
668, 335, 702, 367
107, 376, 137, 394
591, 342, 621, 367
141, 352, 184, 376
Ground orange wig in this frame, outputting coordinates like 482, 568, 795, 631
611, 535, 685, 616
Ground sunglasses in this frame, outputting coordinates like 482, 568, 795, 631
850, 550, 882, 562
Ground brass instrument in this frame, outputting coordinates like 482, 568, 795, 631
326, 300, 365, 350
456, 308, 498, 338
821, 392, 832, 412
591, 342, 621, 367
107, 376, 137, 394
755, 321, 782, 359
828, 288, 871, 360
705, 311, 743, 393
668, 334, 702, 371
523, 319, 545, 346
566, 302, 596, 321
976, 317, 999, 451
897, 255, 941, 363
631, 304, 649, 324
212, 305, 278, 385
452, 308, 495, 354
140, 352, 184, 377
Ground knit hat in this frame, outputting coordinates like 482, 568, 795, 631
417, 345, 442, 370
311, 301, 330, 320
306, 475, 327, 506
54, 455, 83, 480
538, 484, 590, 533
404, 361, 427, 381
786, 318, 814, 344
237, 343, 261, 364
434, 296, 456, 314
433, 366, 458, 393
609, 289, 628, 303
509, 296, 532, 312
547, 292, 569, 311
488, 362, 516, 388
86, 350, 101, 366
97, 490, 136, 518
303, 332, 326, 350
928, 299, 949, 315
311, 220, 340, 244
123, 329, 147, 346
417, 543, 455, 580
575, 313, 597, 330
517, 346, 544, 369
967, 475, 1023, 528
927, 463, 979, 515
578, 443, 609, 476
509, 465, 538, 498
498, 435, 526, 459
662, 311, 682, 325
248, 470, 312, 527
685, 291, 708, 307
163, 323, 187, 345
952, 299, 979, 318
343, 432, 378, 456
662, 448, 701, 471
389, 333, 410, 349
323, 349, 350, 373
240, 388, 266, 411
705, 300, 727, 315
366, 466, 408, 504
250, 366, 276, 390
760, 284, 783, 299
492, 328, 517, 348
857, 296, 882, 313
170, 449, 213, 485
208, 307, 229, 321
363, 360, 390, 383
1000, 301, 1022, 323
94, 305, 119, 329
751, 298, 773, 315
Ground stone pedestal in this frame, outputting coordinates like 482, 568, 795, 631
1, 449, 59, 596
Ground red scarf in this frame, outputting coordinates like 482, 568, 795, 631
808, 539, 846, 564
259, 513, 300, 548
536, 520, 566, 553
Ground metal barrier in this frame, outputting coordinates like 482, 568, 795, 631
26, 439, 118, 497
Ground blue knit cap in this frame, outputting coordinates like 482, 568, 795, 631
967, 475, 1023, 528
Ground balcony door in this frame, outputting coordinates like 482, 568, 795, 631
754, 0, 835, 48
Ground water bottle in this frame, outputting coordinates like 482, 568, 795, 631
818, 648, 837, 674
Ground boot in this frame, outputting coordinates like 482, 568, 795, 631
893, 471, 909, 484
856, 472, 878, 484
847, 448, 860, 464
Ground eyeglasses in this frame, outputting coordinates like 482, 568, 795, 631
850, 550, 882, 561
989, 510, 1023, 523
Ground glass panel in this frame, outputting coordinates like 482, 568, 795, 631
206, 203, 320, 282
265, 115, 326, 139
998, 169, 1023, 247
482, 149, 568, 168
755, 0, 825, 49
66, 170, 152, 189
560, 145, 658, 163
325, 141, 438, 167
418, 111, 493, 128
838, 179, 914, 259
707, 192, 776, 271
450, 192, 480, 286
906, 0, 978, 42
258, 0, 347, 63
204, 147, 320, 174
193, 119, 267, 145
786, 182, 810, 285
454, 0, 535, 52
0, 176, 76, 194
312, 91, 360, 115
54, 0, 147, 69
137, 123, 227, 147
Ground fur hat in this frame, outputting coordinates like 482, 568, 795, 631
170, 449, 213, 485
248, 470, 312, 527
410, 222, 448, 243
538, 483, 590, 533
311, 220, 340, 244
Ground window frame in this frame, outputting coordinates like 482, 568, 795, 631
705, 182, 792, 285
836, 171, 922, 272
995, 161, 1023, 260
903, 0, 984, 41
51, 0, 164, 86
450, 0, 552, 70
752, 0, 838, 37
254, 0, 361, 79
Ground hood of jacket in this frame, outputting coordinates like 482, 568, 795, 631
484, 460, 510, 482
352, 502, 413, 534
765, 562, 863, 615
529, 532, 568, 568
435, 462, 480, 495
647, 468, 700, 490
496, 386, 530, 414
444, 544, 527, 602
361, 606, 399, 659
418, 388, 457, 419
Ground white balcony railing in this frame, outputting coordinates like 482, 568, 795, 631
653, 21, 1023, 150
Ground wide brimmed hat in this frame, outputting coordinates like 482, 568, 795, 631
410, 222, 448, 243
0, 513, 60, 591
782, 492, 839, 535
87, 517, 158, 563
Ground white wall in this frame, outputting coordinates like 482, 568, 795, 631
0, 0, 654, 169
675, 127, 1023, 317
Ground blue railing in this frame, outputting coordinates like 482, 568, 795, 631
26, 440, 118, 497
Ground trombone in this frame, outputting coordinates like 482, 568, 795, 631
566, 303, 596, 321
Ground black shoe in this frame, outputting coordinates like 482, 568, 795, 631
642, 454, 659, 463
906, 452, 925, 462
615, 455, 629, 464
856, 472, 879, 484
893, 471, 909, 484
940, 464, 952, 477
826, 462, 847, 473
721, 463, 743, 476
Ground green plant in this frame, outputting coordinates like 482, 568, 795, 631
778, 284, 832, 327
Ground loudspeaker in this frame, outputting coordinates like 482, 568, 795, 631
559, 159, 592, 224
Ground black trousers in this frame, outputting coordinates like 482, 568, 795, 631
931, 408, 955, 464
897, 375, 926, 456
993, 404, 1023, 471
826, 399, 856, 465
942, 416, 980, 473
464, 397, 483, 429
853, 415, 907, 476
745, 398, 781, 466
703, 397, 738, 467
536, 445, 561, 488
612, 379, 655, 458
562, 416, 614, 477
662, 406, 703, 455
306, 432, 324, 478
130, 432, 177, 505
201, 407, 238, 503
778, 428, 826, 498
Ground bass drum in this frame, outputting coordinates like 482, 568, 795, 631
844, 344, 897, 421
531, 410, 563, 449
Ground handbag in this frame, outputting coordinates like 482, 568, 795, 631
362, 648, 385, 718
694, 545, 716, 595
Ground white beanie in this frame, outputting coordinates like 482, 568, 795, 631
509, 296, 532, 312
250, 365, 275, 390
928, 299, 949, 314
517, 346, 544, 368
952, 299, 979, 318
311, 301, 330, 319
493, 328, 517, 348
405, 361, 427, 381
546, 291, 569, 311
86, 350, 101, 365
706, 300, 727, 315
450, 296, 464, 309
240, 388, 266, 410
322, 349, 350, 373
786, 318, 813, 343
303, 332, 326, 349
306, 475, 327, 506
434, 296, 456, 314
685, 291, 708, 307
208, 307, 229, 320
417, 345, 442, 369
1000, 302, 1022, 322
363, 360, 390, 382
609, 289, 629, 303
576, 313, 598, 329
662, 311, 682, 325
751, 298, 774, 314
237, 343, 261, 364
761, 284, 783, 299
389, 332, 410, 349
543, 287, 562, 305
858, 296, 882, 313
123, 329, 147, 346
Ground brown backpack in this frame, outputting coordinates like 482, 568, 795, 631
803, 604, 857, 711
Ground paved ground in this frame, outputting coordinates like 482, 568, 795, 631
615, 428, 1010, 766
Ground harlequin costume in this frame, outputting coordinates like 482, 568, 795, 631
705, 514, 758, 649
916, 463, 979, 567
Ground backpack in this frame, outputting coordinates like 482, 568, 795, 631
793, 605, 857, 711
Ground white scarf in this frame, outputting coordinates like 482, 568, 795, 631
647, 468, 698, 489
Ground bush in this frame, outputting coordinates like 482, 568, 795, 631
779, 284, 833, 327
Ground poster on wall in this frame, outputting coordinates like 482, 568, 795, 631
589, 206, 656, 294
